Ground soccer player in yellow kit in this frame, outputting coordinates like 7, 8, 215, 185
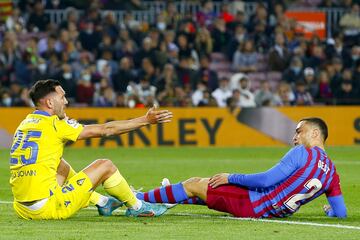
9, 79, 173, 220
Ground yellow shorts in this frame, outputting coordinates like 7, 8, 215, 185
13, 171, 93, 220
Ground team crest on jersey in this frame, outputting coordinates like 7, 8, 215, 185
77, 178, 85, 186
66, 119, 80, 128
64, 200, 71, 207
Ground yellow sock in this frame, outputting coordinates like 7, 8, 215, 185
90, 191, 102, 206
103, 170, 137, 207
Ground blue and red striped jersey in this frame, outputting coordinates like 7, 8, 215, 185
246, 145, 342, 218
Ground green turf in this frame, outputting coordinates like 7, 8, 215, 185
1, 147, 360, 239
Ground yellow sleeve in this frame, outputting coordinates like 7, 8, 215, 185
54, 118, 84, 142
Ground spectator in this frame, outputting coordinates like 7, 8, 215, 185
55, 63, 76, 101
115, 93, 127, 108
40, 34, 61, 60
303, 67, 319, 98
79, 22, 102, 53
156, 64, 182, 107
195, 27, 213, 57
0, 37, 19, 87
252, 21, 271, 53
306, 45, 326, 69
176, 56, 197, 89
97, 34, 117, 60
12, 87, 32, 107
211, 18, 231, 53
156, 63, 178, 94
162, 2, 181, 29
177, 34, 199, 68
294, 81, 314, 106
134, 37, 156, 68
196, 0, 216, 28
339, 3, 360, 45
127, 78, 157, 107
282, 57, 304, 85
102, 12, 120, 41
211, 77, 232, 107
268, 33, 291, 71
218, 3, 235, 25
269, 3, 286, 29
330, 57, 344, 92
112, 57, 136, 93
273, 82, 295, 106
198, 90, 218, 107
343, 45, 360, 69
325, 34, 347, 60
194, 54, 218, 92
228, 11, 246, 33
27, 1, 50, 32
72, 51, 93, 79
247, 3, 268, 34
59, 7, 79, 30
335, 80, 358, 105
94, 86, 115, 107
318, 71, 333, 103
76, 69, 95, 105
138, 57, 157, 85
1, 90, 12, 107
226, 24, 247, 61
232, 39, 258, 73
254, 80, 275, 106
31, 58, 50, 85
6, 7, 26, 32
192, 82, 207, 107
238, 76, 256, 107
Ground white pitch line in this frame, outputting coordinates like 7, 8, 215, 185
1, 200, 359, 231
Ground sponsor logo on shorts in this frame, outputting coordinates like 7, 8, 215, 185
64, 200, 71, 207
77, 178, 85, 186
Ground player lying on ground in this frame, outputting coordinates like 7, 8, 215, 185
135, 118, 347, 218
9, 79, 172, 220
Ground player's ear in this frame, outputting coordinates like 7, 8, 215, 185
312, 128, 320, 139
45, 97, 54, 109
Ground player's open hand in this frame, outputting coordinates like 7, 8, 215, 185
145, 104, 173, 124
209, 173, 230, 188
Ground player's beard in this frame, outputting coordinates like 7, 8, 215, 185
55, 104, 66, 119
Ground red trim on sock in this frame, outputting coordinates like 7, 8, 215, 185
144, 193, 149, 202
154, 188, 162, 202
165, 185, 176, 203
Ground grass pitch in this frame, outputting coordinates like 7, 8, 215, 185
1, 147, 360, 239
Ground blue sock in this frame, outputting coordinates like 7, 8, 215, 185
136, 183, 188, 203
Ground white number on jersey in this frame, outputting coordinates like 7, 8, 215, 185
284, 178, 322, 212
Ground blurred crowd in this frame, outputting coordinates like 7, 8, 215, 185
0, 0, 359, 108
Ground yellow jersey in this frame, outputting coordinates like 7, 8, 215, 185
9, 110, 83, 202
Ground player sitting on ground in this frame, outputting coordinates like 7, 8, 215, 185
135, 118, 347, 218
9, 79, 172, 219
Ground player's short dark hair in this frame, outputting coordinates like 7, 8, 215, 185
300, 117, 328, 142
29, 79, 61, 106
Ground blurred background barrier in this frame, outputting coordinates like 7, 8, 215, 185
1, 107, 359, 148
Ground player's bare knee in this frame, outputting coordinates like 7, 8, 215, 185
95, 159, 117, 174
182, 177, 203, 195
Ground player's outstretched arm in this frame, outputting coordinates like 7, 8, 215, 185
77, 105, 173, 140
210, 162, 291, 189
323, 195, 347, 218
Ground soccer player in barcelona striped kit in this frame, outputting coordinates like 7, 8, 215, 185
136, 118, 347, 218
